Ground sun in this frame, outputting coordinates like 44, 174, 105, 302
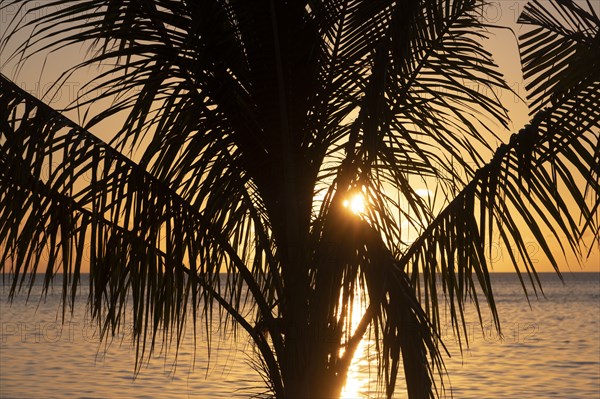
343, 193, 366, 215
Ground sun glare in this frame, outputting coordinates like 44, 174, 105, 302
343, 193, 366, 215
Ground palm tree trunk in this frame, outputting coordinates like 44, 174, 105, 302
279, 312, 357, 399
282, 359, 347, 399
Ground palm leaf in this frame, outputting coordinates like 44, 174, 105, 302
519, 0, 600, 114
0, 74, 285, 391
1, 1, 599, 398
396, 2, 600, 368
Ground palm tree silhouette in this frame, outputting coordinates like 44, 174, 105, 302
0, 0, 598, 398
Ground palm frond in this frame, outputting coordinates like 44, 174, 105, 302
399, 70, 599, 357
519, 0, 600, 113
0, 74, 284, 391
1, 1, 599, 399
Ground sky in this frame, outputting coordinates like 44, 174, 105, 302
0, 0, 598, 272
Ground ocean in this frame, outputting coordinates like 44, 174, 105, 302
1, 272, 598, 398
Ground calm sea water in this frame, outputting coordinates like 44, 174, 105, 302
1, 273, 598, 398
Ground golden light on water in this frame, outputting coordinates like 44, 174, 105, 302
340, 288, 371, 398
340, 338, 369, 399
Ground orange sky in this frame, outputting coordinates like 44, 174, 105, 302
0, 1, 598, 272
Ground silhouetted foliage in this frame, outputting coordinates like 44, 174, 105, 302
1, 1, 598, 398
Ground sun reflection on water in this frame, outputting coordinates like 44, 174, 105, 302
339, 287, 371, 399
340, 337, 369, 398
